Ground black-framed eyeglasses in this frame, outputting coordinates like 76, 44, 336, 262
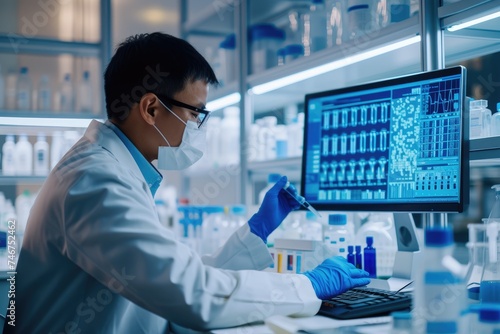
156, 95, 211, 128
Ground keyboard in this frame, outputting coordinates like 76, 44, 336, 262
318, 287, 412, 320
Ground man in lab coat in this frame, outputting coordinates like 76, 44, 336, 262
4, 33, 369, 333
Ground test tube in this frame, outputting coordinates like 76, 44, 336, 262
283, 181, 322, 218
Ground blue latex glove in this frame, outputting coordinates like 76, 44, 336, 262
248, 176, 302, 243
303, 257, 371, 300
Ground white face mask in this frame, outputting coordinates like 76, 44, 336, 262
154, 103, 206, 170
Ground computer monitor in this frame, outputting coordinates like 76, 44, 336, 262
301, 66, 468, 213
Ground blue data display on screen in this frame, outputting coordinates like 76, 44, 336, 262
301, 67, 467, 212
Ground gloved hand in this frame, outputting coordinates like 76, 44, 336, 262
303, 257, 371, 300
248, 175, 302, 243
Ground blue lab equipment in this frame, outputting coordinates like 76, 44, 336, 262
355, 245, 362, 269
364, 236, 377, 278
347, 245, 355, 266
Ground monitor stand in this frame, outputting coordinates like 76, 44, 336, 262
367, 212, 422, 292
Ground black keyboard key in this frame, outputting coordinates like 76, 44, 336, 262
318, 287, 412, 320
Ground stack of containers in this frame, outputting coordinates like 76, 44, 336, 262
492, 103, 500, 136
217, 34, 236, 86
249, 24, 285, 74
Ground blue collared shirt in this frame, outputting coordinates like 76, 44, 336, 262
105, 121, 163, 197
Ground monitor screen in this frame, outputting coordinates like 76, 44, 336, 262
301, 66, 468, 213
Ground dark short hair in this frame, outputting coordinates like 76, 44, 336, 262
104, 32, 218, 121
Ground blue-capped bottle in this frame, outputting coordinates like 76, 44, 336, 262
355, 245, 362, 269
413, 227, 466, 334
480, 184, 500, 304
347, 245, 355, 266
323, 214, 353, 258
476, 304, 500, 333
363, 236, 376, 278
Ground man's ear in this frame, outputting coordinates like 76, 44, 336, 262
139, 93, 159, 125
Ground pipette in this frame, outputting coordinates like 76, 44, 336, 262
283, 181, 322, 218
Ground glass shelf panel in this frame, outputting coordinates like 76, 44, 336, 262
0, 0, 101, 43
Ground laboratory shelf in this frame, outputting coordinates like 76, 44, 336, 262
248, 16, 421, 113
0, 110, 97, 119
469, 136, 500, 161
183, 0, 500, 205
0, 34, 101, 57
183, 0, 310, 36
442, 0, 500, 63
182, 5, 233, 36
248, 157, 302, 182
439, 0, 500, 28
0, 111, 97, 131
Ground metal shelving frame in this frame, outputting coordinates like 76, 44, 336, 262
182, 0, 500, 207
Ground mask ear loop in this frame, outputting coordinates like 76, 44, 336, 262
158, 99, 187, 126
154, 99, 188, 147
153, 124, 171, 147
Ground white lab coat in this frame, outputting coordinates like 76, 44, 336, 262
5, 120, 320, 334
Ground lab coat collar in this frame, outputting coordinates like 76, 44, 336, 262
83, 120, 162, 197
105, 120, 163, 196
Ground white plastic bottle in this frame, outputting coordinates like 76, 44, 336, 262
2, 135, 16, 176
0, 65, 5, 109
16, 67, 32, 110
286, 113, 305, 157
5, 69, 17, 110
275, 124, 288, 159
413, 227, 466, 334
206, 116, 221, 169
37, 75, 52, 111
220, 106, 240, 166
470, 99, 491, 139
15, 134, 33, 175
303, 211, 323, 241
34, 133, 49, 175
50, 131, 64, 170
247, 122, 261, 162
491, 102, 500, 137
59, 73, 74, 112
217, 34, 237, 86
323, 214, 354, 258
201, 206, 226, 254
62, 131, 80, 155
347, 0, 372, 40
77, 71, 93, 113
255, 118, 266, 161
15, 189, 32, 234
303, 0, 328, 55
261, 116, 278, 160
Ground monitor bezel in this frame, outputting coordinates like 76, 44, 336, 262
300, 66, 468, 213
